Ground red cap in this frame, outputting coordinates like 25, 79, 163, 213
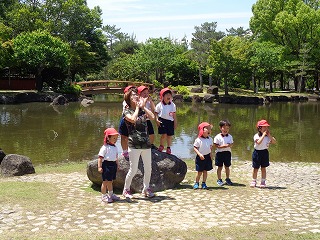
104, 128, 119, 143
256, 119, 270, 128
137, 85, 148, 95
159, 87, 172, 100
198, 122, 211, 137
124, 85, 135, 93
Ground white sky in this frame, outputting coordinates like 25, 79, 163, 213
86, 0, 257, 43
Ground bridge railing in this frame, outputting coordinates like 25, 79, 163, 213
75, 80, 154, 94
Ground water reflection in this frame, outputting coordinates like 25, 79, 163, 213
1, 101, 319, 165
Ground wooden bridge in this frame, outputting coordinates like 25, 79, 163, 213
75, 80, 154, 95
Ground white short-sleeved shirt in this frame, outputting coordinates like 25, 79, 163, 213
214, 133, 233, 152
193, 137, 213, 155
98, 144, 118, 162
155, 101, 176, 121
122, 100, 127, 111
254, 133, 270, 150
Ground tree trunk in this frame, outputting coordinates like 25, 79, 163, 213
199, 68, 203, 88
224, 76, 228, 95
269, 72, 273, 93
252, 71, 257, 93
35, 67, 44, 91
280, 72, 284, 90
209, 75, 212, 86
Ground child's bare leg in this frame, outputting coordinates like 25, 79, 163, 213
252, 168, 259, 179
202, 170, 208, 182
101, 181, 107, 195
261, 167, 266, 180
195, 171, 202, 183
167, 135, 172, 148
225, 166, 230, 179
106, 181, 113, 192
160, 134, 166, 147
217, 166, 223, 179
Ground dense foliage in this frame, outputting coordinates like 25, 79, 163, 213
1, 0, 320, 93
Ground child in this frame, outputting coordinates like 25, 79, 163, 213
118, 85, 136, 160
214, 120, 234, 186
137, 85, 157, 149
155, 88, 177, 154
250, 119, 276, 188
98, 128, 121, 203
193, 122, 213, 189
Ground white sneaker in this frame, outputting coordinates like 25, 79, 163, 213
102, 195, 113, 203
123, 189, 133, 199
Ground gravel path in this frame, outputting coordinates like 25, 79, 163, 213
1, 161, 320, 237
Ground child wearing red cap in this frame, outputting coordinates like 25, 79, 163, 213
119, 85, 137, 160
137, 85, 157, 149
250, 119, 277, 188
193, 122, 213, 189
214, 120, 234, 186
155, 88, 177, 154
98, 128, 120, 203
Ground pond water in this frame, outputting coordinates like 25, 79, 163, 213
1, 99, 320, 165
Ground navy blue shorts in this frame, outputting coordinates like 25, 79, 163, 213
158, 117, 174, 136
195, 153, 213, 172
118, 117, 128, 137
252, 149, 270, 168
147, 120, 154, 135
215, 151, 232, 167
101, 161, 117, 181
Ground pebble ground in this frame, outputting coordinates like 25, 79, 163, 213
1, 161, 320, 238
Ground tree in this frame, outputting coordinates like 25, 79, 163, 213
226, 27, 251, 37
13, 30, 70, 91
250, 0, 320, 92
249, 41, 285, 92
190, 22, 225, 87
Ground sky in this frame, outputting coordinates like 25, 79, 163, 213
86, 0, 258, 43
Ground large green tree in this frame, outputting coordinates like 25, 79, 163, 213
13, 30, 70, 91
250, 0, 320, 91
190, 22, 225, 87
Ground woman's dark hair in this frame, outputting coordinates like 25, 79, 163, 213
124, 88, 137, 108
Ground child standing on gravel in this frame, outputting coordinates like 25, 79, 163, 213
250, 119, 276, 188
193, 122, 213, 189
155, 88, 177, 154
98, 128, 121, 203
137, 85, 157, 149
214, 120, 234, 186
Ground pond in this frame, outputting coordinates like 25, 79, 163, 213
1, 99, 320, 165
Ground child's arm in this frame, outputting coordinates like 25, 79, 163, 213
124, 105, 139, 123
256, 131, 268, 145
194, 146, 204, 160
155, 112, 161, 127
173, 112, 177, 129
98, 156, 103, 173
267, 131, 277, 144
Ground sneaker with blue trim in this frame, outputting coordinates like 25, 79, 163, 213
225, 178, 233, 186
217, 179, 224, 186
193, 182, 199, 189
201, 182, 207, 189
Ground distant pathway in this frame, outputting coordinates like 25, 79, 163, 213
1, 161, 320, 236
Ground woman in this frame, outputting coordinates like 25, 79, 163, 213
122, 87, 155, 198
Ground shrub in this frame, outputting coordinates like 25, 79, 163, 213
169, 85, 190, 96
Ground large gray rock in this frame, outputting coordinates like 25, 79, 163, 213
207, 86, 219, 94
0, 148, 6, 164
50, 95, 68, 105
87, 149, 187, 193
0, 154, 35, 177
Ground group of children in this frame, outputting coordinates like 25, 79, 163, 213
97, 85, 277, 203
98, 86, 177, 203
194, 119, 276, 190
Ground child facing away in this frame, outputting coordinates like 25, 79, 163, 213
193, 122, 213, 189
250, 119, 276, 188
118, 85, 137, 160
213, 120, 234, 186
98, 128, 121, 203
137, 85, 157, 149
155, 88, 177, 154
